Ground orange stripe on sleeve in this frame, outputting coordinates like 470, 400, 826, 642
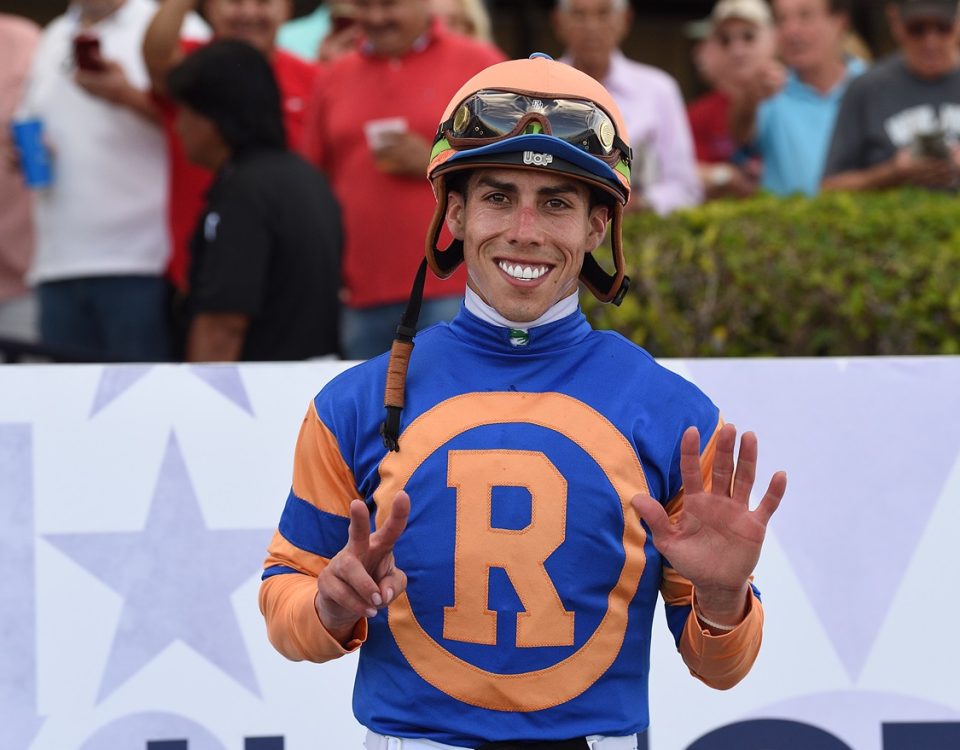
259, 572, 367, 663
292, 402, 360, 515
678, 588, 764, 690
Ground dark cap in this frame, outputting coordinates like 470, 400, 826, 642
895, 0, 959, 20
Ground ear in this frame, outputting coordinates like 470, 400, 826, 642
445, 190, 467, 241
586, 203, 611, 251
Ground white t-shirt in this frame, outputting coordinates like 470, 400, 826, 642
21, 0, 208, 283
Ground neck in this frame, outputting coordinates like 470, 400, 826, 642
798, 56, 847, 93
570, 53, 612, 84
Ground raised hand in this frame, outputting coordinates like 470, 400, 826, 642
632, 424, 786, 623
314, 492, 410, 644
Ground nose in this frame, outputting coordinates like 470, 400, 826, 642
505, 205, 544, 247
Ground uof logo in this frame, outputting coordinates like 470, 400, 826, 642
523, 151, 554, 166
374, 391, 650, 712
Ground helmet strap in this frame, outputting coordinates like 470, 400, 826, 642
579, 203, 629, 305
426, 176, 465, 277
380, 259, 428, 452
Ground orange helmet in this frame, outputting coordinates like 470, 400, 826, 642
425, 53, 633, 304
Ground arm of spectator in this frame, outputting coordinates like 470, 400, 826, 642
186, 313, 250, 362
143, 0, 196, 95
75, 61, 160, 123
642, 77, 703, 214
698, 163, 759, 201
728, 62, 786, 147
822, 148, 958, 192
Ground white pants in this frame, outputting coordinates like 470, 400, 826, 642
364, 729, 640, 750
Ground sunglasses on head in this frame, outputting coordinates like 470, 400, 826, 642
438, 90, 632, 167
904, 18, 956, 37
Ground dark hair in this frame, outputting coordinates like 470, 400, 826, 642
166, 39, 286, 154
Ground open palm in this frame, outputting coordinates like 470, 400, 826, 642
632, 424, 786, 594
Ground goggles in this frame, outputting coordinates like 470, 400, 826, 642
437, 90, 632, 168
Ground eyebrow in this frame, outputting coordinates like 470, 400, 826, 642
474, 175, 584, 198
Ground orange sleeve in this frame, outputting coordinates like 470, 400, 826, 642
679, 588, 764, 690
258, 402, 368, 662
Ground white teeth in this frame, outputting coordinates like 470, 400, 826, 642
499, 261, 548, 280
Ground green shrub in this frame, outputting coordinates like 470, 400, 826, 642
584, 189, 960, 357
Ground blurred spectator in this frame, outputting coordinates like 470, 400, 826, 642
0, 14, 40, 344
552, 0, 702, 214
18, 0, 175, 361
730, 0, 865, 196
168, 40, 341, 361
302, 0, 503, 359
432, 0, 494, 42
688, 0, 778, 200
317, 1, 364, 62
143, 0, 316, 293
686, 15, 723, 92
822, 0, 960, 192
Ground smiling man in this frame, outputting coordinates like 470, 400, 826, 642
259, 54, 788, 750
822, 0, 960, 191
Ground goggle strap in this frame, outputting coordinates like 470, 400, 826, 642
380, 258, 428, 452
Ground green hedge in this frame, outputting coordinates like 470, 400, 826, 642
583, 189, 960, 357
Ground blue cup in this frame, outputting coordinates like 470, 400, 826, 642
11, 118, 53, 189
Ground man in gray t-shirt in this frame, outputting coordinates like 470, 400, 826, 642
822, 0, 960, 191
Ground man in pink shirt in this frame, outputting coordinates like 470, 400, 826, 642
0, 14, 40, 344
552, 0, 702, 214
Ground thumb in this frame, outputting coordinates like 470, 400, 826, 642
631, 492, 671, 538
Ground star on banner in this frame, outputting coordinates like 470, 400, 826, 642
90, 365, 253, 417
45, 432, 272, 702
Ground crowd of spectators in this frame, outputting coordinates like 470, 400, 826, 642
2, 0, 959, 363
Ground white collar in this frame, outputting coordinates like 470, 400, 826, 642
464, 287, 580, 331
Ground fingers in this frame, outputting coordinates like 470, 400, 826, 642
344, 498, 371, 557
731, 430, 758, 504
631, 492, 672, 539
368, 491, 410, 564
376, 560, 408, 608
679, 426, 705, 495
754, 470, 787, 526
317, 563, 381, 621
710, 423, 736, 497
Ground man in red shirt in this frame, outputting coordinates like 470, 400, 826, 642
143, 0, 318, 292
687, 0, 779, 200
303, 0, 503, 359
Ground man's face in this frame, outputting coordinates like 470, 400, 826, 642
174, 106, 228, 170
773, 0, 846, 75
446, 168, 609, 323
714, 18, 775, 84
552, 0, 630, 69
203, 0, 291, 55
891, 10, 960, 79
353, 0, 432, 57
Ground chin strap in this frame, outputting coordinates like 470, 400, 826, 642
579, 203, 630, 304
380, 259, 428, 452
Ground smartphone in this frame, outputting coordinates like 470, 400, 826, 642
73, 33, 105, 72
914, 130, 951, 161
330, 3, 357, 34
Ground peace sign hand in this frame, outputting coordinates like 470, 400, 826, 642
315, 492, 410, 644
632, 425, 786, 623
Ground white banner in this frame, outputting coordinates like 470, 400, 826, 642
2, 359, 959, 750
